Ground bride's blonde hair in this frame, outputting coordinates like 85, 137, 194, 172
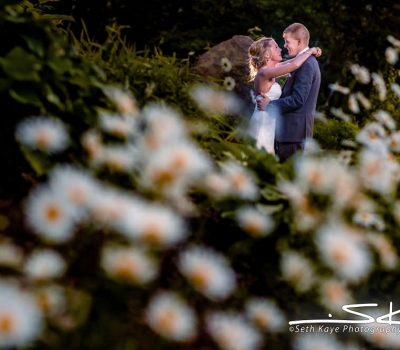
248, 37, 274, 81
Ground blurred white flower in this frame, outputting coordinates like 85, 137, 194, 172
101, 246, 158, 284
319, 279, 352, 312
280, 251, 314, 292
330, 107, 350, 122
303, 138, 321, 155
203, 172, 232, 198
353, 211, 385, 231
348, 93, 360, 114
24, 249, 66, 280
221, 161, 258, 200
49, 165, 98, 211
34, 285, 65, 317
221, 57, 232, 72
98, 145, 137, 173
366, 233, 398, 269
25, 185, 77, 243
145, 292, 197, 342
356, 92, 371, 109
388, 131, 400, 153
236, 206, 274, 237
387, 35, 400, 48
0, 281, 44, 349
223, 76, 236, 91
206, 311, 262, 350
350, 64, 371, 84
371, 72, 387, 100
15, 116, 69, 153
316, 222, 372, 282
81, 129, 103, 161
245, 298, 285, 331
356, 122, 387, 148
0, 241, 23, 268
102, 86, 138, 116
385, 47, 398, 65
178, 246, 236, 300
293, 333, 343, 350
139, 103, 187, 151
391, 83, 400, 99
328, 83, 349, 94
99, 112, 137, 138
374, 110, 396, 130
190, 84, 241, 114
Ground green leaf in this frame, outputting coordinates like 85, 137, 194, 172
0, 46, 41, 81
38, 0, 59, 4
20, 35, 45, 58
40, 14, 75, 22
9, 88, 42, 107
20, 148, 52, 176
260, 184, 283, 201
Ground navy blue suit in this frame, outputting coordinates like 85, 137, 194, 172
267, 56, 321, 161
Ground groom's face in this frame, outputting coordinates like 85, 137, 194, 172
283, 33, 300, 57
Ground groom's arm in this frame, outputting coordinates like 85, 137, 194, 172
268, 60, 315, 114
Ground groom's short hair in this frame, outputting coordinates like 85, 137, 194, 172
283, 23, 310, 46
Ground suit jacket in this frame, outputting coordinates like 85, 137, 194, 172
267, 56, 321, 143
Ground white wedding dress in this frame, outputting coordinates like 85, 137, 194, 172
248, 82, 282, 154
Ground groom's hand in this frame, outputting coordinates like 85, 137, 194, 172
256, 93, 270, 111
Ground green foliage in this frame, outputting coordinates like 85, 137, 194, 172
313, 118, 359, 151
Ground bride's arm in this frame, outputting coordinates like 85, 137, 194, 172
260, 47, 321, 79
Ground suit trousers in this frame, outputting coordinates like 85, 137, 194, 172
274, 141, 304, 163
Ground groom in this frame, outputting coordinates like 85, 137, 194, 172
257, 23, 321, 162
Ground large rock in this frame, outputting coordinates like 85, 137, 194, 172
191, 35, 255, 116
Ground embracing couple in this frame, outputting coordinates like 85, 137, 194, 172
247, 23, 321, 162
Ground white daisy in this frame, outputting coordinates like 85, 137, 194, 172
99, 145, 137, 173
236, 206, 274, 237
189, 84, 241, 114
366, 233, 398, 269
303, 138, 321, 155
206, 311, 262, 350
391, 83, 400, 99
221, 57, 232, 72
319, 279, 352, 312
34, 285, 65, 317
223, 76, 236, 91
356, 92, 371, 109
81, 129, 103, 161
25, 185, 77, 243
102, 86, 138, 116
348, 93, 360, 114
245, 298, 285, 331
385, 47, 398, 65
350, 64, 371, 84
387, 35, 400, 48
374, 110, 396, 130
353, 211, 385, 231
328, 83, 349, 94
49, 165, 98, 211
24, 249, 66, 280
145, 292, 197, 342
221, 161, 258, 200
316, 222, 372, 282
203, 172, 232, 198
356, 122, 386, 148
131, 203, 187, 247
293, 333, 342, 350
388, 131, 400, 153
0, 281, 44, 349
280, 251, 314, 292
99, 112, 137, 138
371, 72, 387, 100
178, 246, 236, 300
330, 107, 350, 121
15, 116, 69, 153
0, 241, 23, 268
101, 245, 158, 284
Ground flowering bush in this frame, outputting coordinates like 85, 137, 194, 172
2, 2, 400, 350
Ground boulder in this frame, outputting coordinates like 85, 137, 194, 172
191, 35, 255, 116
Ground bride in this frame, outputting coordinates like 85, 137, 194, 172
247, 37, 321, 154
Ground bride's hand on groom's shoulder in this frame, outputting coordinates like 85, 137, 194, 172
256, 93, 270, 111
310, 47, 322, 57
